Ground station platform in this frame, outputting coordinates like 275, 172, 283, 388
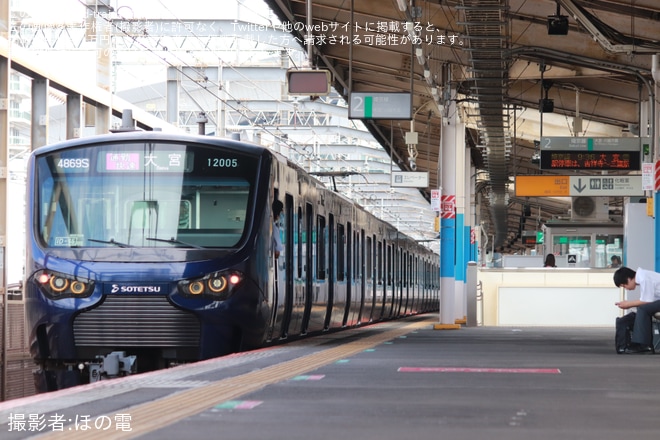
1, 315, 659, 440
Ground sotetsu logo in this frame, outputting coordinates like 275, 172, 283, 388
110, 285, 162, 293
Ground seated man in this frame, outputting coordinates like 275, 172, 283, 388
613, 266, 660, 354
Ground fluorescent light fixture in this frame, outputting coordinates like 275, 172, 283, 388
415, 48, 425, 65
396, 0, 407, 12
424, 69, 431, 79
406, 22, 416, 39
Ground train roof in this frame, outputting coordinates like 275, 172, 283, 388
30, 130, 270, 156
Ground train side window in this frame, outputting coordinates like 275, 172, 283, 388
366, 235, 372, 283
387, 244, 392, 286
395, 247, 401, 286
306, 203, 313, 277
329, 214, 335, 281
354, 229, 360, 281
316, 215, 326, 280
413, 256, 418, 287
377, 240, 383, 286
346, 222, 352, 282
403, 251, 408, 288
337, 223, 345, 282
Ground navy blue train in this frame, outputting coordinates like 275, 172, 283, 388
25, 131, 439, 392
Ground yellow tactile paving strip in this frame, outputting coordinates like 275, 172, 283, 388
40, 317, 435, 439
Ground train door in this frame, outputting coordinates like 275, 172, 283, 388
342, 222, 352, 326
401, 251, 408, 315
419, 257, 426, 312
404, 251, 410, 315
418, 258, 425, 313
267, 189, 287, 341
385, 242, 394, 318
374, 239, 383, 321
411, 255, 418, 314
278, 194, 295, 338
394, 246, 402, 317
324, 214, 336, 330
287, 204, 307, 336
363, 234, 375, 323
412, 254, 417, 314
347, 227, 362, 326
301, 202, 315, 334
331, 221, 347, 329
406, 254, 414, 315
407, 251, 413, 314
309, 213, 327, 333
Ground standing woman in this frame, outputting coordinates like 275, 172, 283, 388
543, 253, 556, 267
272, 199, 284, 259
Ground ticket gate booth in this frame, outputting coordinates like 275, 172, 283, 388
543, 222, 623, 268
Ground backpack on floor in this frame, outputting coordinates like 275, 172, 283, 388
615, 312, 636, 353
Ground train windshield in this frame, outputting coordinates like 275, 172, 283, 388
35, 140, 260, 249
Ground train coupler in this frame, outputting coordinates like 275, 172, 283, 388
86, 351, 138, 383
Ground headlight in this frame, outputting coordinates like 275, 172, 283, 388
178, 271, 242, 300
33, 270, 95, 299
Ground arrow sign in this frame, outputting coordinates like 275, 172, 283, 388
573, 178, 586, 193
515, 175, 643, 197
568, 176, 643, 196
567, 254, 577, 264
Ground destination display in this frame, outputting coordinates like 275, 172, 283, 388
44, 143, 259, 180
539, 150, 641, 171
104, 151, 189, 172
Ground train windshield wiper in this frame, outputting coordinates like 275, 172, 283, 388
145, 237, 206, 249
88, 238, 134, 248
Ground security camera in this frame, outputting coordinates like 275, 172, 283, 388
409, 158, 417, 171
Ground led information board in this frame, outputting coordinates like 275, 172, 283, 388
538, 136, 647, 170
539, 150, 641, 170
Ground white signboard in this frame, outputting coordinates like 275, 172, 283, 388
540, 136, 650, 151
569, 175, 643, 196
642, 162, 654, 190
391, 171, 429, 188
431, 189, 440, 211
349, 92, 412, 119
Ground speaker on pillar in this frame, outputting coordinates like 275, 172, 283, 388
547, 15, 569, 35
539, 98, 554, 113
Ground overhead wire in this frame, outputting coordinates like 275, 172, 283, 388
77, 0, 346, 172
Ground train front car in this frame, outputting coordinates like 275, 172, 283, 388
25, 132, 274, 392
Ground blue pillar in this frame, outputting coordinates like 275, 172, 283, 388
436, 87, 461, 329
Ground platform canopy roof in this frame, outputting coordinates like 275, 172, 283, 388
263, 0, 660, 250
